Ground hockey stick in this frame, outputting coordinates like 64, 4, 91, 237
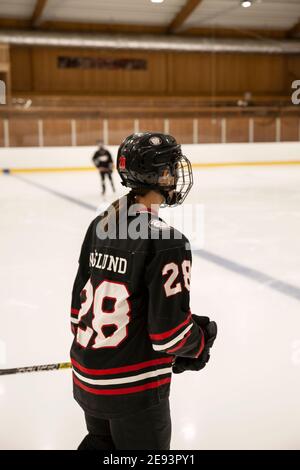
0, 362, 71, 376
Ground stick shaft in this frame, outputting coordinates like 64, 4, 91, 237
0, 362, 71, 376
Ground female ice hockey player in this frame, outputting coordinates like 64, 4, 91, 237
70, 132, 217, 450
92, 140, 115, 196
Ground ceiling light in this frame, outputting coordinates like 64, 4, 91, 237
241, 0, 252, 7
151, 0, 164, 3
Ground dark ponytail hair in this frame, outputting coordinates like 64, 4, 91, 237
100, 188, 150, 234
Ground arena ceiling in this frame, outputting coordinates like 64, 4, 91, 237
0, 0, 299, 39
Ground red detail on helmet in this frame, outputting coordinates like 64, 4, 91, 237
119, 155, 126, 170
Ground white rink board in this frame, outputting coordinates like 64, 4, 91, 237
0, 142, 300, 169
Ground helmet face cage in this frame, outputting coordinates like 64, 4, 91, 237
117, 133, 193, 207
159, 154, 193, 207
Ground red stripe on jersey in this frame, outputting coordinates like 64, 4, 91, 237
149, 312, 192, 341
166, 330, 192, 354
71, 357, 173, 376
195, 327, 205, 358
71, 308, 79, 316
73, 374, 171, 396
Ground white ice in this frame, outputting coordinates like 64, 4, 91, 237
0, 164, 300, 450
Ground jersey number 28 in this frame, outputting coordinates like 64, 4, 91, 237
76, 279, 131, 349
162, 260, 191, 297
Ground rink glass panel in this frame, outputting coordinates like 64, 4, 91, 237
169, 119, 194, 144
226, 118, 249, 143
198, 118, 222, 144
9, 119, 39, 147
76, 119, 104, 146
253, 118, 276, 143
43, 119, 72, 147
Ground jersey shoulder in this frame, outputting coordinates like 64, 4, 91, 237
88, 208, 190, 255
148, 215, 190, 253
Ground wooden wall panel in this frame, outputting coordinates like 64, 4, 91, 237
254, 117, 276, 142
43, 119, 72, 146
108, 119, 134, 145
168, 53, 214, 95
10, 47, 32, 91
285, 56, 300, 94
169, 118, 193, 143
139, 119, 164, 133
76, 118, 103, 146
9, 119, 38, 147
0, 71, 8, 100
0, 44, 11, 101
169, 53, 286, 96
198, 118, 222, 143
29, 48, 167, 94
0, 44, 9, 65
280, 117, 299, 142
226, 117, 249, 143
3, 115, 300, 147
216, 54, 285, 95
0, 118, 4, 147
9, 46, 296, 97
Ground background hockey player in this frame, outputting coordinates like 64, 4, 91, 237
92, 140, 115, 195
71, 132, 217, 450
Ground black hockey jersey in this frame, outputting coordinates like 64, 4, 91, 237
92, 148, 113, 171
70, 205, 205, 419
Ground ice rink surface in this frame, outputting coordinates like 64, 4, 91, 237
1, 165, 300, 450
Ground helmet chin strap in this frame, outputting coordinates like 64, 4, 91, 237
160, 189, 178, 206
159, 192, 167, 206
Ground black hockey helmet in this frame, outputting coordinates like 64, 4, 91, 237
116, 132, 193, 206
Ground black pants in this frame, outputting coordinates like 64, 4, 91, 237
78, 398, 171, 450
100, 171, 115, 194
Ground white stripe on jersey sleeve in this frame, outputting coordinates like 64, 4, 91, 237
71, 318, 79, 324
152, 323, 193, 351
72, 367, 172, 386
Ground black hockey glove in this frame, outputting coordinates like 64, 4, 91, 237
172, 316, 217, 374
